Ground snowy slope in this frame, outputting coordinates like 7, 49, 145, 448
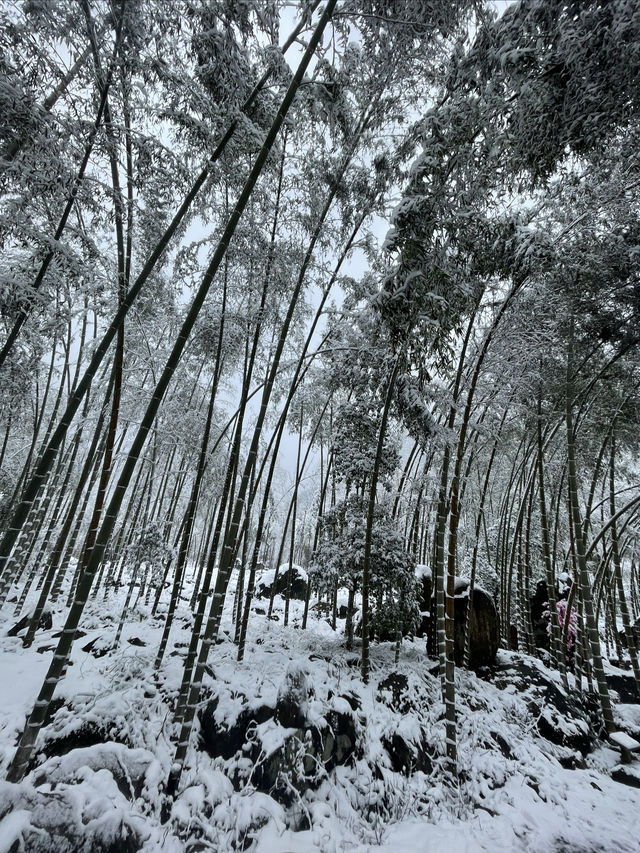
1, 566, 639, 852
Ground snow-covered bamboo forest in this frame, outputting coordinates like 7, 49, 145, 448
1, 0, 640, 850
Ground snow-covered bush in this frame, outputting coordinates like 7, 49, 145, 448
123, 520, 174, 590
310, 496, 419, 639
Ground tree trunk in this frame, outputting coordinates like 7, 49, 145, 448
161, 1, 339, 807
362, 354, 401, 683
565, 327, 614, 733
4, 0, 338, 783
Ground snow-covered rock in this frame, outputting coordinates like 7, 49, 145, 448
490, 655, 596, 754
256, 564, 308, 601
7, 610, 52, 638
276, 662, 310, 728
197, 673, 360, 806
419, 578, 500, 669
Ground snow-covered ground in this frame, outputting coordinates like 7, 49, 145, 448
1, 564, 640, 852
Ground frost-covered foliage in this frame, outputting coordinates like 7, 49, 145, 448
124, 522, 173, 577
331, 399, 401, 489
311, 496, 419, 637
468, 0, 640, 178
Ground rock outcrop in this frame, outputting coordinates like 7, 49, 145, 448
198, 670, 359, 806
256, 564, 308, 601
416, 570, 500, 668
489, 655, 597, 754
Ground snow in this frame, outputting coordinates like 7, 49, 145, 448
414, 565, 491, 600
1, 565, 640, 851
610, 731, 640, 751
257, 563, 309, 588
612, 764, 640, 787
0, 808, 31, 853
415, 564, 431, 581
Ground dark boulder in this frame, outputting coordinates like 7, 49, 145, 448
319, 707, 359, 771
377, 672, 412, 714
454, 588, 500, 669
345, 692, 361, 711
333, 690, 361, 712
199, 696, 273, 760
256, 565, 308, 601
37, 722, 130, 765
422, 589, 499, 669
82, 636, 112, 658
250, 730, 317, 803
376, 670, 437, 724
32, 743, 154, 802
612, 765, 640, 788
491, 730, 516, 760
417, 574, 500, 669
7, 610, 52, 637
275, 664, 310, 728
536, 707, 592, 755
1, 747, 151, 851
381, 730, 433, 776
251, 707, 358, 805
198, 689, 359, 806
375, 669, 434, 774
0, 788, 142, 853
606, 673, 640, 704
